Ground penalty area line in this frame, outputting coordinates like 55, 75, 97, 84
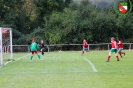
84, 57, 98, 72
15, 54, 31, 61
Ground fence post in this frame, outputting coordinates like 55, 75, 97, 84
129, 43, 131, 51
108, 43, 110, 51
88, 44, 89, 51
47, 45, 49, 53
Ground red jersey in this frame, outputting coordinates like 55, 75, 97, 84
111, 40, 118, 49
83, 41, 88, 48
118, 40, 123, 49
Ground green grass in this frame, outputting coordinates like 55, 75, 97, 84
0, 51, 133, 88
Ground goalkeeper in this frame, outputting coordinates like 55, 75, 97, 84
30, 38, 41, 60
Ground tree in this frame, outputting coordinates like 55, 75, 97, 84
0, 0, 25, 43
33, 0, 72, 27
44, 8, 77, 44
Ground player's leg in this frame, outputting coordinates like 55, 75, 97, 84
106, 51, 112, 62
115, 49, 119, 61
119, 48, 125, 57
106, 48, 118, 62
42, 48, 44, 55
40, 49, 43, 55
118, 48, 122, 58
30, 51, 34, 60
82, 50, 84, 55
82, 48, 85, 55
35, 50, 41, 59
121, 49, 125, 56
82, 48, 88, 54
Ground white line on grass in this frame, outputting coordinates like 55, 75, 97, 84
4, 61, 12, 66
84, 57, 98, 72
0, 54, 30, 68
15, 54, 31, 61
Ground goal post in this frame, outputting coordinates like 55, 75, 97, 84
0, 27, 13, 66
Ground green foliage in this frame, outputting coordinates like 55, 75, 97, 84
33, 0, 72, 27
17, 27, 46, 44
44, 1, 133, 44
44, 8, 78, 44
0, 0, 24, 27
1, 0, 133, 44
0, 0, 33, 44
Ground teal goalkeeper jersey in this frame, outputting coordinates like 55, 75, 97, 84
30, 42, 39, 51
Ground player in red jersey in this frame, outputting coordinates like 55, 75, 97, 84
82, 39, 89, 55
118, 39, 125, 58
106, 37, 119, 62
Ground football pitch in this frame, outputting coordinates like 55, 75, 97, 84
0, 51, 133, 88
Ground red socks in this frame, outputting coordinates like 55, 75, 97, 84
116, 56, 119, 60
107, 55, 111, 60
119, 52, 125, 57
107, 55, 119, 61
82, 51, 84, 54
119, 52, 122, 57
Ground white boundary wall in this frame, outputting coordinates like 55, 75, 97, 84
12, 43, 133, 53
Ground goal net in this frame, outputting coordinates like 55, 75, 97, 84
0, 27, 13, 66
